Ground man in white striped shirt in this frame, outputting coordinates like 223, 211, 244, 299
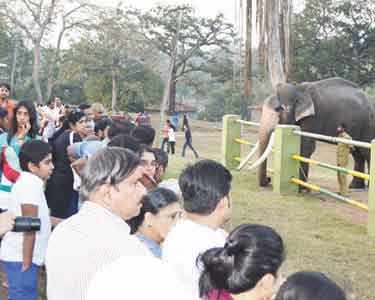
45, 148, 151, 300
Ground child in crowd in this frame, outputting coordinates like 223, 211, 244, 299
0, 140, 53, 300
128, 187, 183, 258
161, 120, 170, 153
198, 224, 285, 300
168, 123, 176, 155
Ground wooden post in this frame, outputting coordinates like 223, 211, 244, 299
368, 140, 375, 237
222, 115, 241, 169
273, 125, 301, 195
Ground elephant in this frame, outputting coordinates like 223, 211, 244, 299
249, 77, 375, 189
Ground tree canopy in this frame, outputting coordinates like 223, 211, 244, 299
291, 0, 375, 86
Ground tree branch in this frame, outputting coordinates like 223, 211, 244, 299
21, 0, 41, 25
0, 10, 34, 40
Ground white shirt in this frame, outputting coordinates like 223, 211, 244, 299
0, 172, 51, 266
168, 127, 176, 142
162, 219, 226, 298
87, 256, 194, 300
45, 201, 151, 300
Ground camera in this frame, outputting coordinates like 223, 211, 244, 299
0, 209, 41, 232
12, 217, 41, 232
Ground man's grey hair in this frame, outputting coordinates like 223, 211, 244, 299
80, 147, 140, 201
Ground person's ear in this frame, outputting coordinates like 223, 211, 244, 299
218, 196, 230, 211
144, 212, 154, 228
257, 273, 276, 299
27, 162, 39, 173
101, 184, 113, 206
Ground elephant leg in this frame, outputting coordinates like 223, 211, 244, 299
299, 137, 316, 191
349, 148, 366, 189
258, 159, 271, 187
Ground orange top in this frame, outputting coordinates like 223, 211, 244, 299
0, 99, 15, 120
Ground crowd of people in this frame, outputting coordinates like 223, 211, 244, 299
0, 81, 349, 300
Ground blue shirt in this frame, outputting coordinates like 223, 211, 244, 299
136, 233, 162, 259
0, 132, 34, 155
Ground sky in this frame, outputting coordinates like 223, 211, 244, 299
89, 0, 236, 22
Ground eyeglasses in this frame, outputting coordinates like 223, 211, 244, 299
140, 160, 158, 168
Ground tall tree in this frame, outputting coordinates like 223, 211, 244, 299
44, 2, 92, 101
137, 4, 234, 113
256, 0, 292, 86
244, 0, 252, 104
291, 0, 375, 86
0, 0, 91, 103
72, 6, 156, 111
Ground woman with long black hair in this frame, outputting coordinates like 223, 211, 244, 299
0, 100, 39, 209
45, 111, 89, 220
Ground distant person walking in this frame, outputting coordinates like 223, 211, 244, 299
182, 124, 198, 159
161, 120, 170, 153
168, 124, 176, 155
336, 124, 353, 196
182, 114, 189, 130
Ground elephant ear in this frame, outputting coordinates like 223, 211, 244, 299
294, 86, 316, 122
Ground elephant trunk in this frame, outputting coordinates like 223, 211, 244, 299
254, 104, 280, 186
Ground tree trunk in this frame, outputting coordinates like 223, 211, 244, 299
283, 0, 292, 81
244, 0, 252, 101
258, 0, 267, 75
10, 38, 18, 95
266, 0, 285, 87
32, 42, 43, 104
168, 68, 177, 114
111, 67, 118, 112
46, 73, 54, 102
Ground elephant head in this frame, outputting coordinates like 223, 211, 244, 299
249, 82, 316, 186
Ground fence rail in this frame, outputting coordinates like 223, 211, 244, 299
292, 155, 370, 181
291, 178, 369, 211
234, 119, 260, 127
293, 130, 372, 149
222, 115, 375, 237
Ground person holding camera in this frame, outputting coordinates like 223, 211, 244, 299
0, 211, 15, 236
0, 140, 54, 300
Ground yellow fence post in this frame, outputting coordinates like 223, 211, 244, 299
222, 115, 241, 170
368, 140, 375, 237
273, 125, 301, 195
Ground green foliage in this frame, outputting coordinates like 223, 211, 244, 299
203, 82, 249, 122
137, 4, 234, 112
291, 0, 375, 86
365, 85, 375, 102
0, 19, 10, 64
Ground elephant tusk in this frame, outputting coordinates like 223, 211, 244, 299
236, 142, 259, 171
247, 132, 275, 171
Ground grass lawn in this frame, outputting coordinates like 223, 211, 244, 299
1, 116, 374, 300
